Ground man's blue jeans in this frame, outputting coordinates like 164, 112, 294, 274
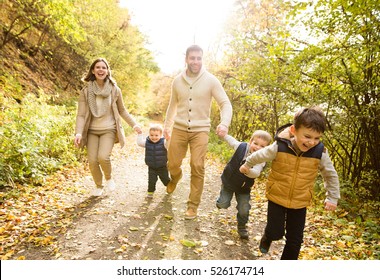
216, 185, 251, 226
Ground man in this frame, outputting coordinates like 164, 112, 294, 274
164, 45, 233, 219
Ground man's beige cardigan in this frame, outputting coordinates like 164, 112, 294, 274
164, 67, 232, 132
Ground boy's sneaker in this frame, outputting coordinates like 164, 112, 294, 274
106, 179, 116, 191
237, 225, 249, 240
92, 186, 104, 197
184, 208, 197, 220
259, 234, 272, 253
147, 192, 154, 198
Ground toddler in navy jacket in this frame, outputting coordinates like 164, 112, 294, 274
137, 124, 170, 198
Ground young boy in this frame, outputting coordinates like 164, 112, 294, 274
216, 130, 272, 239
137, 124, 170, 198
240, 106, 340, 259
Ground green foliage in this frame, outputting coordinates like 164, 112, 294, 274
207, 132, 234, 164
214, 0, 379, 200
43, 0, 86, 45
0, 72, 23, 101
1, 0, 158, 110
0, 93, 79, 187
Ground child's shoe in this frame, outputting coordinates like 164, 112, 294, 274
237, 225, 249, 240
106, 179, 116, 191
147, 192, 154, 199
259, 234, 272, 253
92, 186, 104, 197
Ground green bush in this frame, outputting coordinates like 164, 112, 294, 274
0, 93, 79, 187
207, 132, 234, 164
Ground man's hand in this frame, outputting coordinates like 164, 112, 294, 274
216, 124, 228, 138
324, 201, 337, 211
164, 128, 171, 141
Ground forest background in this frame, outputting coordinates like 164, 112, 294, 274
0, 0, 379, 260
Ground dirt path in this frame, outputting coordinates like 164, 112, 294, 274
17, 134, 281, 260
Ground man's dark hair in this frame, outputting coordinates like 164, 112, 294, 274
186, 45, 203, 58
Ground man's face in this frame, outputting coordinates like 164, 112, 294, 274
186, 50, 203, 76
290, 125, 322, 152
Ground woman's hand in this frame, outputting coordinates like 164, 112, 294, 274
74, 134, 82, 148
133, 125, 142, 134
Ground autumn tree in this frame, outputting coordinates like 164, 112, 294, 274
288, 0, 380, 199
214, 0, 298, 140
216, 0, 379, 200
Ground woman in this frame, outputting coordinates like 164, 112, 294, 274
74, 58, 141, 196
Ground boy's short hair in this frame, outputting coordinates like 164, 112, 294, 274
149, 124, 163, 133
250, 130, 272, 144
294, 106, 326, 133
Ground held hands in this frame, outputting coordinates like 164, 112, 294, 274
324, 201, 337, 211
133, 125, 142, 134
216, 124, 228, 138
239, 165, 250, 175
163, 128, 171, 141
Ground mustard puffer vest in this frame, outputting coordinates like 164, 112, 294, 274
266, 126, 324, 209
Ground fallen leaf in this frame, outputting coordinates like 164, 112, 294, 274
180, 239, 197, 247
129, 227, 139, 232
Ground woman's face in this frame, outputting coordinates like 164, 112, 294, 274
92, 61, 108, 82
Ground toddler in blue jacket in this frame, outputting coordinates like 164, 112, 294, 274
137, 124, 170, 198
216, 130, 272, 239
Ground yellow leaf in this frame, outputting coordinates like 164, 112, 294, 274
129, 227, 139, 231
180, 239, 196, 247
336, 240, 346, 248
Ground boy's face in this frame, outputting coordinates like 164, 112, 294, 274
290, 125, 322, 152
249, 137, 270, 153
148, 129, 162, 143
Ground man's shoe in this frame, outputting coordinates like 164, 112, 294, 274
92, 186, 104, 197
106, 179, 116, 191
259, 234, 272, 253
166, 173, 182, 194
147, 192, 154, 198
166, 180, 177, 194
184, 208, 197, 220
238, 225, 249, 240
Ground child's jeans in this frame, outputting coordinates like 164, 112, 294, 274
264, 200, 307, 260
216, 185, 251, 226
148, 166, 170, 192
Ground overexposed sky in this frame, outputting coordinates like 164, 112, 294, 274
119, 0, 235, 73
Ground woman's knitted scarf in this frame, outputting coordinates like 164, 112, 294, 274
88, 79, 112, 117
